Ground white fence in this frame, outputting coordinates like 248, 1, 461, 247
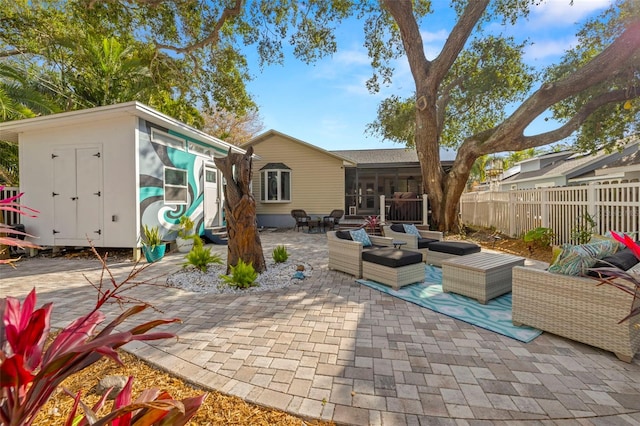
1, 186, 21, 226
460, 182, 640, 245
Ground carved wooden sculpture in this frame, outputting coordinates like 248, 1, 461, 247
214, 146, 266, 273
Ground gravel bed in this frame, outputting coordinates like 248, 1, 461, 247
166, 259, 313, 294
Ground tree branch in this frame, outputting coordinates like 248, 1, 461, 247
153, 0, 244, 54
500, 18, 640, 139
515, 89, 636, 150
431, 0, 489, 85
0, 49, 24, 58
382, 0, 430, 81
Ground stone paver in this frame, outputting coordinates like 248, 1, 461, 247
2, 230, 640, 425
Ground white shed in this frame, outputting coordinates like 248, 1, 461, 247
0, 101, 243, 254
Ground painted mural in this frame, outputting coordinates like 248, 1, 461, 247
138, 121, 206, 239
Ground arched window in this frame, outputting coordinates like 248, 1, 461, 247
260, 163, 291, 202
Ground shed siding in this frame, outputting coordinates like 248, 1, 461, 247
18, 115, 137, 247
250, 134, 345, 224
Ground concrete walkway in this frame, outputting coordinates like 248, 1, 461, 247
2, 230, 640, 425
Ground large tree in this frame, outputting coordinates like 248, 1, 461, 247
370, 0, 639, 231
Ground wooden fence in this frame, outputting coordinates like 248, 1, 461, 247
460, 182, 640, 245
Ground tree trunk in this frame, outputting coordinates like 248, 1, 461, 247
213, 146, 266, 274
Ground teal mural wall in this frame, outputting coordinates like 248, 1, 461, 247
138, 120, 207, 239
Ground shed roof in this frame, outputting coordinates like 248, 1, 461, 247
0, 101, 244, 156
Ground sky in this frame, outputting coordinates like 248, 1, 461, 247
242, 0, 614, 153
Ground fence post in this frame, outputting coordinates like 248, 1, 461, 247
509, 191, 516, 237
422, 194, 429, 226
587, 182, 597, 231
539, 188, 548, 229
379, 195, 386, 224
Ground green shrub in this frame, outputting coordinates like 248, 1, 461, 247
183, 236, 222, 271
570, 213, 597, 244
220, 259, 258, 289
523, 227, 554, 247
141, 224, 163, 248
272, 245, 289, 263
178, 215, 195, 238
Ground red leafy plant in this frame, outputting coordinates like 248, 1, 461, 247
0, 189, 206, 425
363, 215, 380, 234
0, 185, 40, 266
590, 231, 640, 323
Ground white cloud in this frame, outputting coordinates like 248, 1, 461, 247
421, 29, 449, 43
524, 35, 577, 62
420, 29, 448, 60
530, 0, 612, 27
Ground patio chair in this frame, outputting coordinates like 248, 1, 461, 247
327, 230, 394, 278
322, 209, 344, 231
291, 209, 311, 231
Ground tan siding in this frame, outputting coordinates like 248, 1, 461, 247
250, 135, 345, 216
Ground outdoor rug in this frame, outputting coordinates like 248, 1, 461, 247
356, 265, 542, 343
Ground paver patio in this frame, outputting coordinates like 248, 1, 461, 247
2, 230, 640, 425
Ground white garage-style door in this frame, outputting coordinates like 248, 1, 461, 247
52, 146, 103, 245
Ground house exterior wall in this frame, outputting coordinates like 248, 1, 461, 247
19, 115, 137, 247
137, 119, 217, 240
249, 134, 345, 228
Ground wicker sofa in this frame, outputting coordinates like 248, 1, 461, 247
512, 264, 640, 362
327, 230, 393, 278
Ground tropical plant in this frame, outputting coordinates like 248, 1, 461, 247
571, 213, 597, 244
0, 186, 40, 265
272, 245, 288, 263
141, 224, 162, 249
590, 231, 640, 322
0, 282, 205, 425
364, 215, 380, 234
523, 227, 554, 248
219, 259, 258, 289
183, 236, 222, 272
177, 215, 195, 239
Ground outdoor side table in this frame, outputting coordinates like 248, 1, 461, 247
307, 219, 322, 233
442, 252, 525, 304
392, 240, 407, 249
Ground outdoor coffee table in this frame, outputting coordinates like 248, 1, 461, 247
441, 252, 525, 304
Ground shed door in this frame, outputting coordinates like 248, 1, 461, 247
203, 166, 220, 227
52, 147, 103, 244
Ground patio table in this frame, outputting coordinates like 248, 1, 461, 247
442, 252, 525, 304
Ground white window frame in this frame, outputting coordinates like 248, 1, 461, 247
151, 128, 186, 151
164, 167, 188, 204
261, 168, 291, 203
188, 141, 214, 159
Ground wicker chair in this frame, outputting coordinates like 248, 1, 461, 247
327, 231, 393, 278
291, 209, 311, 232
512, 265, 640, 362
381, 224, 443, 260
323, 209, 344, 231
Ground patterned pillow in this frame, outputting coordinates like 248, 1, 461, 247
350, 228, 372, 247
548, 240, 618, 276
403, 224, 421, 236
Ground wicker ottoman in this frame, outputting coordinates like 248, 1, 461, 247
442, 252, 525, 304
425, 241, 481, 266
362, 248, 424, 290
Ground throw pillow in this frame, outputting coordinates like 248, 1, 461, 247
590, 233, 622, 252
350, 228, 372, 247
335, 230, 352, 240
390, 223, 405, 233
548, 244, 598, 276
548, 240, 617, 276
403, 224, 421, 236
